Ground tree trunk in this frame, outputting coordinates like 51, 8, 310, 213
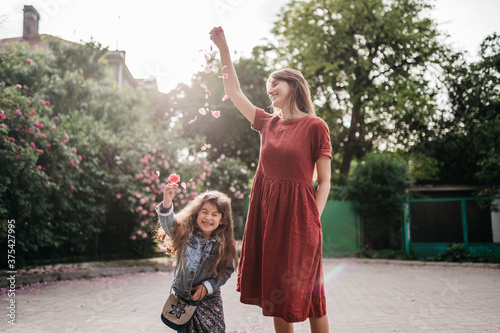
340, 98, 362, 178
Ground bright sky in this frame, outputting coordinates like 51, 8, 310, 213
1, 0, 499, 93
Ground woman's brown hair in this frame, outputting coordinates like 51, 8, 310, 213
267, 68, 316, 117
155, 190, 238, 278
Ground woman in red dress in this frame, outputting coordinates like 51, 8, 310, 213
210, 27, 332, 333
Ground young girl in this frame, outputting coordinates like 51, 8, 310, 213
209, 27, 332, 333
155, 183, 238, 332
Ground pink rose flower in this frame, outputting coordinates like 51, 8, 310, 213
168, 173, 181, 183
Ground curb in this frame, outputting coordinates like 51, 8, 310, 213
1, 257, 174, 288
324, 257, 500, 269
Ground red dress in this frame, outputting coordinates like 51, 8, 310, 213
237, 107, 332, 323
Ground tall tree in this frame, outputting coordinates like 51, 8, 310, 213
418, 34, 500, 197
167, 56, 270, 170
271, 0, 447, 182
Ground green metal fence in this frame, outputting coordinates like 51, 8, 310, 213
405, 196, 500, 259
321, 200, 362, 257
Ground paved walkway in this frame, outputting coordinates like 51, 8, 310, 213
2, 258, 499, 332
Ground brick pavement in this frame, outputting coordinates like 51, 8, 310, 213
2, 258, 499, 332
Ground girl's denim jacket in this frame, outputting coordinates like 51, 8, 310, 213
155, 202, 234, 301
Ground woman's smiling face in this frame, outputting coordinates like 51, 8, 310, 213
196, 202, 222, 239
267, 77, 292, 109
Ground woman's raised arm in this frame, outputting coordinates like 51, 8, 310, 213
209, 27, 256, 123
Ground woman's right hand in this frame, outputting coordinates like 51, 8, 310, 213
162, 183, 178, 209
209, 26, 228, 50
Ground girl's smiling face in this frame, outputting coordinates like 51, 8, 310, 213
196, 202, 222, 239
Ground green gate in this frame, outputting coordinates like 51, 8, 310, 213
405, 197, 500, 259
321, 200, 362, 257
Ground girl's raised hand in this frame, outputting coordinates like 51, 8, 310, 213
162, 183, 178, 209
209, 26, 227, 50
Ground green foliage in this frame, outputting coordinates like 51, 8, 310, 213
269, 0, 448, 181
169, 55, 270, 170
0, 40, 251, 266
425, 244, 484, 263
348, 153, 410, 249
414, 33, 500, 207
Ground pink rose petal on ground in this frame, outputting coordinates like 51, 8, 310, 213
181, 182, 186, 189
199, 108, 206, 115
205, 103, 209, 107
200, 83, 208, 89
189, 116, 197, 124
205, 94, 209, 100
205, 90, 212, 96
211, 110, 220, 118
218, 73, 229, 79
222, 95, 229, 101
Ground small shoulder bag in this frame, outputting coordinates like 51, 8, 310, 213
160, 265, 199, 331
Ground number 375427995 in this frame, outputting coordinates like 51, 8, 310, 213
7, 219, 15, 269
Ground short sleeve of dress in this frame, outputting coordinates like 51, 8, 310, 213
251, 107, 272, 132
312, 119, 332, 162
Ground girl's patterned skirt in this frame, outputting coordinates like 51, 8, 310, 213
179, 295, 224, 333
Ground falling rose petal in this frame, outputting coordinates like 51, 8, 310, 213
232, 242, 238, 246
210, 45, 213, 51
199, 108, 206, 115
208, 64, 216, 72
204, 54, 209, 62
211, 110, 221, 118
222, 95, 229, 101
189, 178, 193, 182
222, 65, 227, 70
201, 146, 206, 151
181, 182, 187, 189
156, 171, 160, 177
205, 94, 209, 100
168, 173, 181, 183
205, 103, 209, 107
205, 90, 212, 96
218, 73, 229, 79
189, 116, 197, 124
200, 83, 208, 89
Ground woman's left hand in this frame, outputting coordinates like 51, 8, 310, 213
191, 284, 207, 301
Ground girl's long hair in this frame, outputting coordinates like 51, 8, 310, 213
267, 68, 316, 117
155, 190, 238, 278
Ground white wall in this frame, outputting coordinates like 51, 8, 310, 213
492, 199, 500, 243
